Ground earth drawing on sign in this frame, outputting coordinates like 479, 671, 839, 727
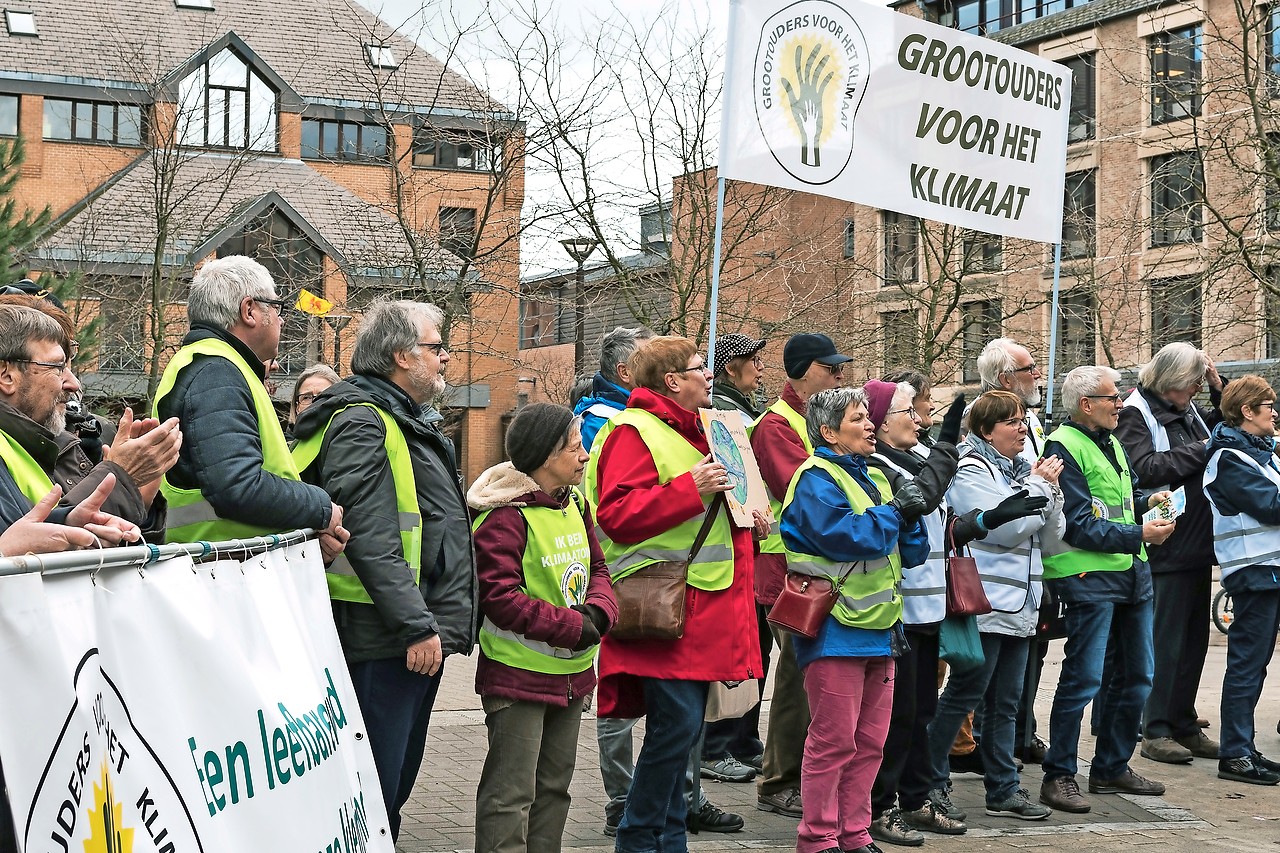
709, 419, 750, 505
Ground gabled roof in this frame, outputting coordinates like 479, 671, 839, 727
0, 0, 504, 116
33, 152, 465, 286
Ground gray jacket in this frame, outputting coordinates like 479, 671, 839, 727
294, 374, 478, 661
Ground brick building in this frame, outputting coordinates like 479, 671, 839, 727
0, 0, 525, 479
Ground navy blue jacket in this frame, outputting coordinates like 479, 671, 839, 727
1204, 423, 1280, 593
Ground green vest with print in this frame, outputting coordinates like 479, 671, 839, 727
751, 398, 813, 556
583, 408, 735, 590
0, 428, 54, 504
473, 490, 598, 674
1040, 424, 1145, 579
781, 455, 903, 630
292, 403, 423, 603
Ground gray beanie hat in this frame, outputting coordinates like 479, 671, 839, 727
506, 402, 576, 474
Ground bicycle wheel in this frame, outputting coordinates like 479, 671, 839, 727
1212, 587, 1233, 634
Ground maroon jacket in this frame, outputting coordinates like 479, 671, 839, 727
470, 466, 618, 707
749, 383, 812, 605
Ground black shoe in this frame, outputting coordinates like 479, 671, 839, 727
949, 749, 985, 775
1218, 756, 1280, 786
1252, 751, 1280, 773
1015, 735, 1047, 764
687, 801, 745, 833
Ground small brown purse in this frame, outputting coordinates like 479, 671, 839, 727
944, 517, 993, 616
610, 496, 725, 641
767, 563, 860, 639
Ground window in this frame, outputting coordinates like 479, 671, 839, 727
883, 211, 918, 285
1151, 26, 1201, 124
365, 44, 397, 69
1269, 7, 1280, 97
842, 218, 856, 259
0, 94, 16, 136
4, 10, 36, 36
881, 309, 919, 374
412, 127, 498, 171
43, 99, 142, 145
1150, 277, 1201, 348
440, 207, 477, 259
175, 0, 214, 8
177, 47, 277, 151
962, 231, 1002, 273
300, 119, 387, 161
520, 286, 568, 348
951, 0, 1088, 35
1150, 152, 1203, 246
1265, 274, 1280, 359
1063, 170, 1096, 259
962, 300, 1001, 383
1062, 54, 1095, 142
1058, 291, 1096, 367
98, 301, 144, 372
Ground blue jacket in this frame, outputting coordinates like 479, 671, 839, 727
1205, 422, 1280, 593
573, 374, 629, 452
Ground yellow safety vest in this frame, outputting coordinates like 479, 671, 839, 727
0, 428, 54, 504
293, 403, 423, 604
751, 398, 813, 556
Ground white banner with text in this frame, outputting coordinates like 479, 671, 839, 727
0, 541, 393, 853
721, 0, 1072, 242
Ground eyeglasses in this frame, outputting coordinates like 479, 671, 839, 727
296, 392, 320, 406
997, 416, 1031, 428
1257, 402, 1276, 410
1008, 363, 1038, 374
819, 363, 844, 375
673, 363, 711, 375
255, 296, 291, 312
750, 355, 764, 366
417, 342, 447, 355
887, 406, 921, 421
7, 358, 68, 375
1084, 394, 1123, 404
68, 340, 80, 360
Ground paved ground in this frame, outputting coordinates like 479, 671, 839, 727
397, 611, 1280, 853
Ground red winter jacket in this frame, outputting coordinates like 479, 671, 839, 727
749, 383, 811, 605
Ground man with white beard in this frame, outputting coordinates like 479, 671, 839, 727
976, 338, 1046, 466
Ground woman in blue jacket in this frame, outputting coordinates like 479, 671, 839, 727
1203, 375, 1280, 785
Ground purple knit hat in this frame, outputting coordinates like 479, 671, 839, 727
863, 380, 899, 434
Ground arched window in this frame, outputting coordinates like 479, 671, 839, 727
178, 47, 277, 151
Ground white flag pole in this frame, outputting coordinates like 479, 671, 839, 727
708, 0, 745, 373
1045, 239, 1063, 425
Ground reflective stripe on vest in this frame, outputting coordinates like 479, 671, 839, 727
583, 408, 735, 590
0, 428, 54, 504
474, 491, 598, 674
1124, 388, 1208, 492
292, 402, 423, 604
154, 338, 300, 543
871, 451, 946, 625
781, 455, 902, 630
1204, 448, 1280, 578
752, 398, 813, 556
1040, 424, 1143, 578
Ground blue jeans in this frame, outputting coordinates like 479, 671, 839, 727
1220, 587, 1280, 759
615, 679, 708, 853
347, 657, 444, 842
927, 632, 1030, 804
598, 717, 707, 826
1043, 597, 1153, 781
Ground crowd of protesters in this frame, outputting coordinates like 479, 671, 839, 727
2, 257, 1279, 853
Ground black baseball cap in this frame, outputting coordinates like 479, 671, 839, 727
783, 333, 852, 379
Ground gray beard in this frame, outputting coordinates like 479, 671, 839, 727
1022, 388, 1042, 408
44, 407, 66, 436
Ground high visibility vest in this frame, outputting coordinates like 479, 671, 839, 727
0, 428, 54, 504
583, 408, 735, 590
154, 338, 302, 543
1123, 388, 1208, 491
292, 403, 423, 604
955, 454, 1043, 613
473, 490, 599, 674
1040, 424, 1144, 579
781, 456, 903, 630
1204, 447, 1280, 579
872, 452, 946, 625
751, 398, 813, 556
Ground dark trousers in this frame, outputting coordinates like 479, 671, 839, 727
703, 604, 772, 761
348, 657, 445, 842
1015, 640, 1050, 747
1220, 587, 1280, 758
871, 629, 939, 817
1144, 570, 1212, 739
0, 760, 14, 853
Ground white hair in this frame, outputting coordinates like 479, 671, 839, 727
1138, 342, 1207, 395
1061, 365, 1121, 416
976, 338, 1023, 390
188, 256, 278, 329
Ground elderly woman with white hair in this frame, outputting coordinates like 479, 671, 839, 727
1113, 342, 1224, 766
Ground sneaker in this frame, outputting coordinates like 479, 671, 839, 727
700, 755, 756, 782
948, 749, 985, 775
1140, 736, 1193, 765
1252, 751, 1280, 773
1197, 717, 1211, 728
986, 788, 1052, 820
869, 808, 924, 847
1016, 735, 1048, 764
845, 843, 886, 853
901, 801, 967, 835
1039, 775, 1090, 813
756, 786, 803, 818
1088, 768, 1165, 796
1218, 755, 1280, 786
741, 752, 764, 773
687, 801, 744, 833
927, 787, 967, 821
1175, 730, 1220, 759
603, 814, 619, 837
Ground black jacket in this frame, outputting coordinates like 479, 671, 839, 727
294, 373, 478, 661
1113, 385, 1221, 574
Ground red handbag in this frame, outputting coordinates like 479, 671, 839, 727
944, 517, 992, 617
767, 564, 860, 639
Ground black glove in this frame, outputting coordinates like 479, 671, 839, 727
982, 488, 1050, 529
573, 603, 609, 635
938, 392, 966, 446
888, 480, 928, 522
571, 607, 603, 651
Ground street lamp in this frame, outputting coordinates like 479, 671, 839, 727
325, 314, 351, 370
560, 236, 599, 375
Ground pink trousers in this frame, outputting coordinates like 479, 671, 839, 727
797, 656, 895, 853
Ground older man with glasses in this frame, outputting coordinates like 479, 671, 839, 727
976, 338, 1045, 465
1037, 366, 1177, 815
